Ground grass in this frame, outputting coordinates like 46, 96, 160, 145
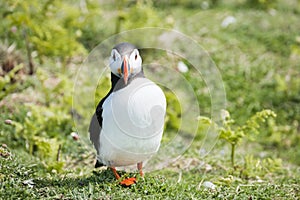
1, 147, 299, 199
1, 0, 300, 199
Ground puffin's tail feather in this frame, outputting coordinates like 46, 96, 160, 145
95, 160, 105, 168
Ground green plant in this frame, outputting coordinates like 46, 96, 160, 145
123, 1, 163, 30
9, 103, 72, 157
35, 68, 73, 107
164, 89, 181, 132
3, 0, 87, 66
4, 68, 75, 170
291, 36, 300, 56
218, 109, 276, 167
242, 155, 283, 179
0, 43, 23, 73
94, 75, 111, 107
0, 63, 24, 101
195, 116, 212, 141
246, 0, 277, 9
114, 0, 173, 35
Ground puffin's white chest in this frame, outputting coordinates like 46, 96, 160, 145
99, 78, 166, 166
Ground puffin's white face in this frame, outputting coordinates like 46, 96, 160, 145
109, 48, 142, 84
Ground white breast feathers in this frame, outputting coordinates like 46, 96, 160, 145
99, 78, 166, 166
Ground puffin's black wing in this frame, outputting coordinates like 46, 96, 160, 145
89, 89, 113, 168
88, 113, 103, 168
88, 73, 120, 168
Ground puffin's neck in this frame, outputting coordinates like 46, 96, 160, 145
111, 70, 145, 92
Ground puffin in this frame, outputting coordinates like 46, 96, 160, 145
89, 42, 166, 186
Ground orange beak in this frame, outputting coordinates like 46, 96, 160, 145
121, 56, 130, 85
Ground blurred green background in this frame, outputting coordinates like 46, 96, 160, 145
0, 0, 299, 199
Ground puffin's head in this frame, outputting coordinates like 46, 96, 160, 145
109, 42, 142, 85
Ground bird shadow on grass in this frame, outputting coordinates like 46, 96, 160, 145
32, 168, 152, 191
33, 169, 122, 190
33, 168, 167, 190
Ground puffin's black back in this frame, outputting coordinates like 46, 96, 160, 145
95, 73, 119, 126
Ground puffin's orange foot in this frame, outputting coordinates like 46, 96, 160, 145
120, 177, 137, 186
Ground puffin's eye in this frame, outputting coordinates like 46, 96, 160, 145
135, 54, 137, 60
112, 53, 116, 61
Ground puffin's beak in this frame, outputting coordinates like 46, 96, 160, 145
121, 55, 130, 85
